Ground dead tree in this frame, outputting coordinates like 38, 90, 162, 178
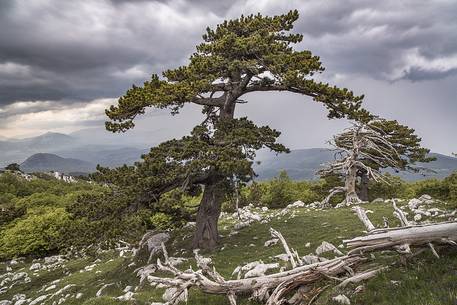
319, 122, 401, 206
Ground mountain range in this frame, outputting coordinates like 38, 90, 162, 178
1, 132, 457, 180
0, 131, 149, 169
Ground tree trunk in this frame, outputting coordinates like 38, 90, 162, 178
345, 165, 360, 204
358, 170, 369, 201
192, 180, 225, 249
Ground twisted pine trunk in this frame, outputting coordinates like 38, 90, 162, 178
192, 180, 225, 250
358, 170, 369, 201
345, 165, 360, 204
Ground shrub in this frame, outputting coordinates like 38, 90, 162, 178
149, 212, 174, 230
0, 208, 70, 258
0, 203, 25, 226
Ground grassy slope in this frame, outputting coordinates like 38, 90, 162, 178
1, 200, 456, 305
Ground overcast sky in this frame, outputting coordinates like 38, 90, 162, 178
0, 0, 456, 155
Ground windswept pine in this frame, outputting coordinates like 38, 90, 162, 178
96, 10, 371, 249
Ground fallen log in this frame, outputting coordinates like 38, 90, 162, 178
345, 221, 457, 255
143, 239, 364, 304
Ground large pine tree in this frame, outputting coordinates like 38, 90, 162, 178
97, 10, 370, 249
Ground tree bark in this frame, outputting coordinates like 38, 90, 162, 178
192, 180, 225, 249
358, 170, 369, 201
345, 165, 360, 204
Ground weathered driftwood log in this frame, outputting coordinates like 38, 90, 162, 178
146, 247, 364, 305
344, 221, 457, 255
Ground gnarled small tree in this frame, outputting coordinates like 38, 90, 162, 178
97, 10, 370, 249
320, 119, 434, 205
355, 119, 434, 201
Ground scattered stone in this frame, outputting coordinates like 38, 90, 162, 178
287, 200, 305, 208
29, 295, 49, 305
96, 283, 114, 297
29, 263, 41, 271
117, 291, 135, 301
301, 255, 320, 265
264, 239, 279, 247
274, 254, 290, 261
44, 284, 56, 291
414, 214, 422, 222
332, 294, 351, 305
315, 241, 344, 256
244, 263, 279, 278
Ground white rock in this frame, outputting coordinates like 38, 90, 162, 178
12, 295, 25, 302
29, 263, 41, 271
0, 301, 12, 305
96, 283, 114, 297
11, 272, 28, 281
315, 241, 344, 256
54, 284, 76, 296
408, 198, 422, 210
84, 264, 96, 272
244, 263, 279, 278
301, 255, 320, 265
419, 194, 432, 201
414, 214, 422, 222
287, 201, 305, 208
117, 291, 135, 301
274, 254, 290, 261
29, 295, 48, 305
44, 256, 62, 264
332, 294, 351, 305
264, 239, 279, 247
123, 286, 133, 293
75, 293, 83, 299
305, 242, 311, 248
44, 284, 56, 291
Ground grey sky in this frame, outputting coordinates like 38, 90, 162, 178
0, 0, 456, 154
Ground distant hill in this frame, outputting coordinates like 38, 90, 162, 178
54, 146, 148, 168
254, 149, 457, 181
20, 153, 96, 174
0, 131, 149, 167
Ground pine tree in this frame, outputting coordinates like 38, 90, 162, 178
97, 10, 370, 249
320, 119, 433, 205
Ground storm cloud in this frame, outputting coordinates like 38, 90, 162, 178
0, 0, 456, 154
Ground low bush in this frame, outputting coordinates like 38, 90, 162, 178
0, 207, 70, 258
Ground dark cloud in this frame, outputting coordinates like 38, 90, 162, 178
0, 0, 456, 154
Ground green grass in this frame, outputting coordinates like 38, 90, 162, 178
1, 200, 456, 305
